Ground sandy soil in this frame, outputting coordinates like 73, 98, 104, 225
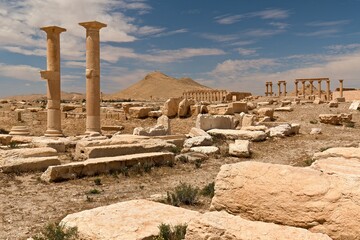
1, 100, 360, 239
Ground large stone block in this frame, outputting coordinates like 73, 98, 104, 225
128, 107, 152, 119
183, 136, 213, 148
185, 211, 331, 240
319, 113, 352, 125
42, 152, 175, 182
210, 161, 360, 240
208, 104, 234, 115
229, 101, 248, 113
61, 200, 199, 240
207, 129, 266, 142
196, 114, 237, 131
228, 140, 250, 157
0, 134, 12, 145
178, 98, 191, 117
162, 98, 182, 118
257, 107, 274, 119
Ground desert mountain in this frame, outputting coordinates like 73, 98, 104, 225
5, 92, 85, 101
109, 72, 211, 101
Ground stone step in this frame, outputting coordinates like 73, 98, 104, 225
207, 129, 267, 141
41, 152, 175, 182
1, 156, 60, 173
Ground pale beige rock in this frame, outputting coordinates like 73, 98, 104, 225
133, 125, 167, 136
240, 125, 267, 131
313, 98, 324, 104
229, 140, 250, 157
274, 106, 293, 112
310, 128, 322, 135
328, 100, 338, 108
229, 102, 248, 113
185, 211, 331, 240
246, 102, 257, 110
128, 107, 152, 119
210, 161, 360, 240
148, 110, 162, 118
257, 107, 274, 119
9, 126, 30, 136
183, 136, 212, 148
207, 129, 266, 141
42, 152, 174, 182
162, 98, 181, 118
349, 100, 360, 110
319, 113, 352, 125
157, 115, 170, 134
208, 104, 234, 115
32, 137, 67, 152
190, 146, 219, 154
240, 113, 254, 127
313, 147, 360, 160
311, 157, 360, 177
0, 147, 57, 159
188, 127, 211, 138
196, 114, 236, 131
178, 98, 190, 117
0, 134, 12, 145
61, 200, 200, 240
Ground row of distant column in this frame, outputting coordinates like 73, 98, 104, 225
183, 90, 227, 102
265, 79, 344, 100
40, 21, 106, 137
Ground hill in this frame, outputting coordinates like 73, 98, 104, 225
109, 72, 211, 101
5, 92, 85, 102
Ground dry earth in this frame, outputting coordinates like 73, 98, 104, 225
1, 100, 360, 239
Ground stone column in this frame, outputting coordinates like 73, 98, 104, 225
79, 21, 107, 134
269, 83, 273, 96
295, 81, 299, 97
265, 83, 269, 96
309, 81, 314, 95
302, 81, 306, 98
339, 79, 344, 98
283, 82, 287, 96
326, 80, 331, 101
318, 80, 322, 99
277, 82, 281, 97
40, 26, 66, 137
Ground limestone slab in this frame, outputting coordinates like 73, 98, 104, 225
60, 200, 199, 240
41, 152, 174, 182
183, 136, 213, 148
207, 129, 266, 142
228, 140, 250, 157
185, 211, 331, 240
1, 156, 60, 173
190, 146, 219, 154
196, 114, 237, 131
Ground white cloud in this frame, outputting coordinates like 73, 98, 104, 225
297, 29, 340, 37
307, 20, 350, 27
269, 22, 289, 30
200, 33, 239, 42
153, 28, 188, 38
245, 29, 284, 37
237, 48, 257, 56
0, 63, 41, 82
101, 46, 226, 63
136, 26, 165, 36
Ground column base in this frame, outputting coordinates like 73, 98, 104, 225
85, 130, 102, 136
44, 129, 63, 137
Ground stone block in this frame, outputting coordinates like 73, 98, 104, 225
229, 140, 250, 157
190, 146, 219, 154
210, 161, 360, 240
319, 113, 352, 125
162, 98, 182, 118
229, 102, 248, 113
207, 129, 266, 142
0, 134, 12, 145
195, 114, 236, 131
183, 136, 213, 148
188, 127, 211, 138
257, 107, 274, 119
128, 107, 152, 119
208, 104, 234, 115
178, 98, 191, 117
349, 100, 360, 110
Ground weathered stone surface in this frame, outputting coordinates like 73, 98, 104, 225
240, 125, 267, 132
328, 100, 338, 108
42, 152, 174, 182
257, 101, 270, 106
349, 100, 360, 110
207, 129, 266, 142
310, 128, 322, 135
246, 102, 257, 110
128, 107, 152, 119
79, 140, 176, 159
188, 127, 211, 138
157, 115, 170, 134
257, 107, 274, 119
229, 102, 248, 113
229, 140, 250, 157
313, 147, 360, 161
175, 152, 208, 163
183, 136, 212, 148
0, 134, 12, 145
311, 157, 360, 177
148, 110, 162, 118
9, 126, 30, 136
61, 200, 200, 240
162, 98, 181, 118
240, 113, 254, 127
133, 125, 167, 136
313, 98, 324, 104
280, 100, 292, 107
185, 211, 331, 240
32, 137, 67, 152
178, 98, 190, 117
274, 107, 293, 112
101, 126, 124, 132
210, 161, 360, 240
190, 146, 219, 154
269, 123, 299, 137
0, 147, 57, 159
208, 104, 234, 115
196, 114, 236, 131
319, 113, 352, 125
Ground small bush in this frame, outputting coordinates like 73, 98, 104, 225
200, 182, 215, 198
194, 159, 202, 169
343, 122, 355, 128
177, 155, 188, 163
119, 166, 129, 177
169, 146, 181, 154
153, 223, 187, 240
8, 141, 20, 149
132, 162, 143, 175
166, 159, 175, 168
94, 178, 102, 186
87, 189, 101, 194
33, 223, 78, 240
143, 162, 154, 173
166, 182, 199, 206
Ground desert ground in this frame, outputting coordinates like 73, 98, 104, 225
0, 97, 359, 239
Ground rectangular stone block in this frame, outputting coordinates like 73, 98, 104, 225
196, 114, 236, 131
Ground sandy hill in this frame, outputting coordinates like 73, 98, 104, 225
109, 72, 211, 101
5, 92, 85, 102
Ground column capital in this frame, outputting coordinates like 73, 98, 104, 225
79, 21, 107, 30
40, 26, 66, 34
339, 79, 344, 82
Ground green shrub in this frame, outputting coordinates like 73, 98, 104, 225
33, 223, 78, 240
166, 182, 199, 206
194, 159, 202, 169
87, 189, 101, 194
94, 178, 102, 186
119, 166, 129, 177
153, 223, 187, 240
200, 182, 215, 198
8, 141, 20, 149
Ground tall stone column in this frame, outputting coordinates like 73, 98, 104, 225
295, 81, 298, 97
302, 81, 306, 98
79, 21, 107, 134
283, 82, 287, 96
277, 82, 281, 97
265, 83, 269, 96
318, 80, 322, 99
40, 26, 66, 137
309, 81, 314, 95
326, 80, 331, 101
269, 83, 273, 96
339, 79, 344, 98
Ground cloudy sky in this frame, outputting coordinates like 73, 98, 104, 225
0, 0, 360, 97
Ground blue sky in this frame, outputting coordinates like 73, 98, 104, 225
1, 0, 360, 97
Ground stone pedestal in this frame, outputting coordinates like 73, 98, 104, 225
40, 26, 66, 137
79, 21, 107, 134
9, 126, 30, 136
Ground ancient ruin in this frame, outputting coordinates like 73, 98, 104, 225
40, 26, 66, 137
79, 21, 107, 134
183, 90, 227, 102
295, 78, 331, 100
